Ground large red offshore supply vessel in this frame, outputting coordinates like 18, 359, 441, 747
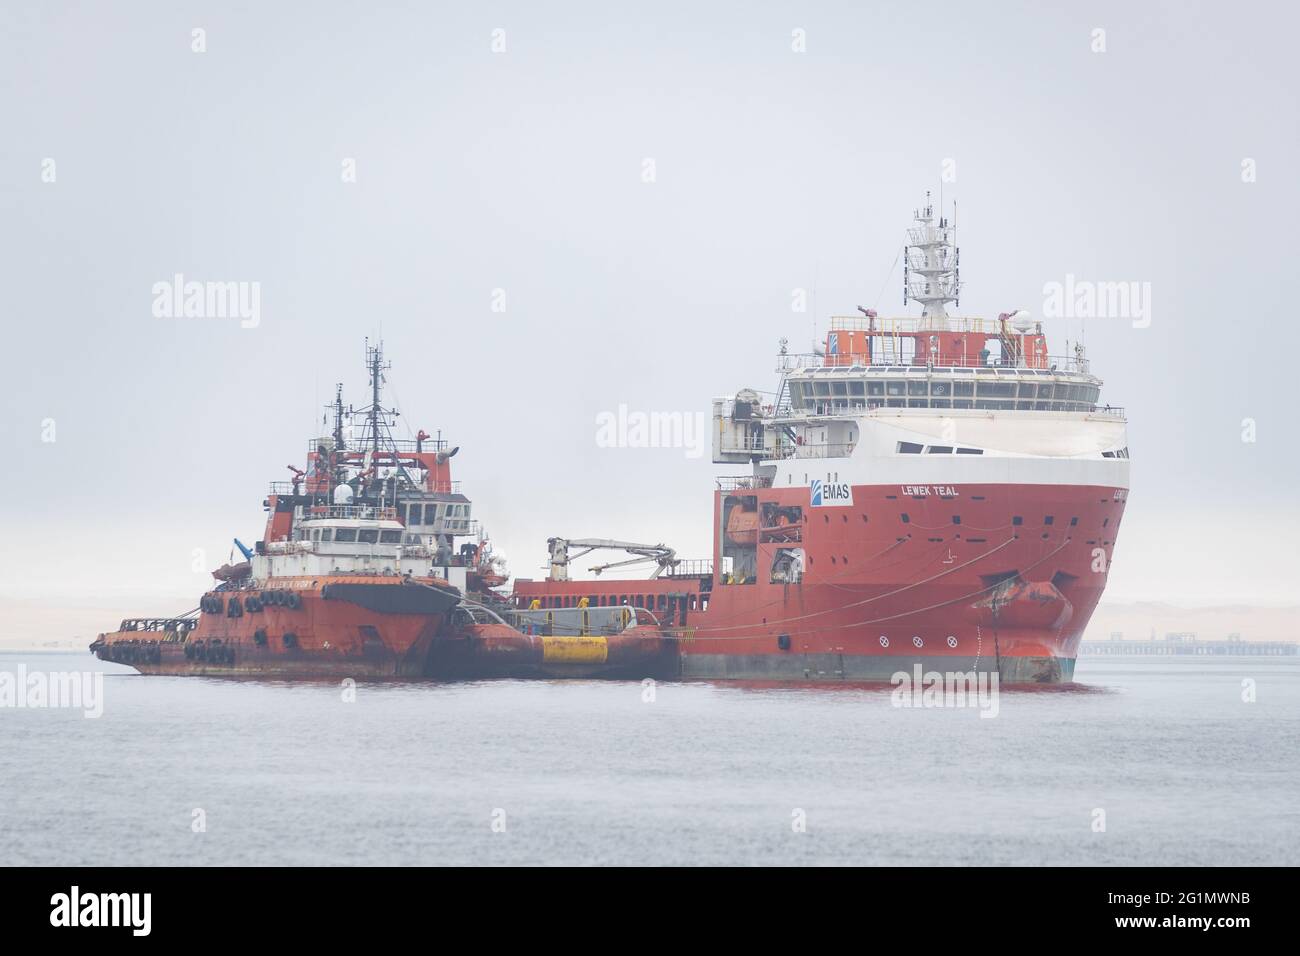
94, 197, 1128, 683
510, 196, 1130, 682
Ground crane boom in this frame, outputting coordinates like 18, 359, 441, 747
546, 537, 678, 581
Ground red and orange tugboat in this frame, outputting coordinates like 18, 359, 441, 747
508, 196, 1130, 682
90, 341, 677, 680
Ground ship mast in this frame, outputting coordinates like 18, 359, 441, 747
354, 338, 398, 457
332, 383, 347, 452
367, 339, 391, 456
322, 382, 347, 499
352, 338, 423, 496
904, 191, 961, 330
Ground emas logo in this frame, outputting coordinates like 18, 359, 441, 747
810, 478, 852, 507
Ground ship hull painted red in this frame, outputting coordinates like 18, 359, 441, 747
92, 639, 438, 680
93, 577, 680, 681
92, 576, 453, 679
512, 481, 1127, 684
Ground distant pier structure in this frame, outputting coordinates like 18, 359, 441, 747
1080, 631, 1298, 656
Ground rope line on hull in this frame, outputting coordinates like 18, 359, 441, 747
669, 535, 1017, 637
669, 537, 1075, 642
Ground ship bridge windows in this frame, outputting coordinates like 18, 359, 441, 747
976, 382, 1016, 398
335, 528, 357, 542
899, 443, 985, 455
358, 528, 379, 544
786, 372, 1102, 414
380, 530, 402, 544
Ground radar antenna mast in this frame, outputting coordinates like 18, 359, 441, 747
903, 190, 962, 331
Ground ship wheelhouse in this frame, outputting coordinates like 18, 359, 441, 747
251, 506, 474, 591
785, 362, 1106, 415
711, 194, 1129, 470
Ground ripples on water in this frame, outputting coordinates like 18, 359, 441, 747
1, 652, 1295, 865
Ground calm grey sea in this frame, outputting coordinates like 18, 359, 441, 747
1, 651, 1296, 866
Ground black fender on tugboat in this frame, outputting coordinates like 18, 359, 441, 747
319, 581, 460, 616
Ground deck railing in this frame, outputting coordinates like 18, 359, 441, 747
777, 351, 1092, 374
116, 618, 198, 633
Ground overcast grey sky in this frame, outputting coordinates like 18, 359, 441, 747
2, 0, 1297, 618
